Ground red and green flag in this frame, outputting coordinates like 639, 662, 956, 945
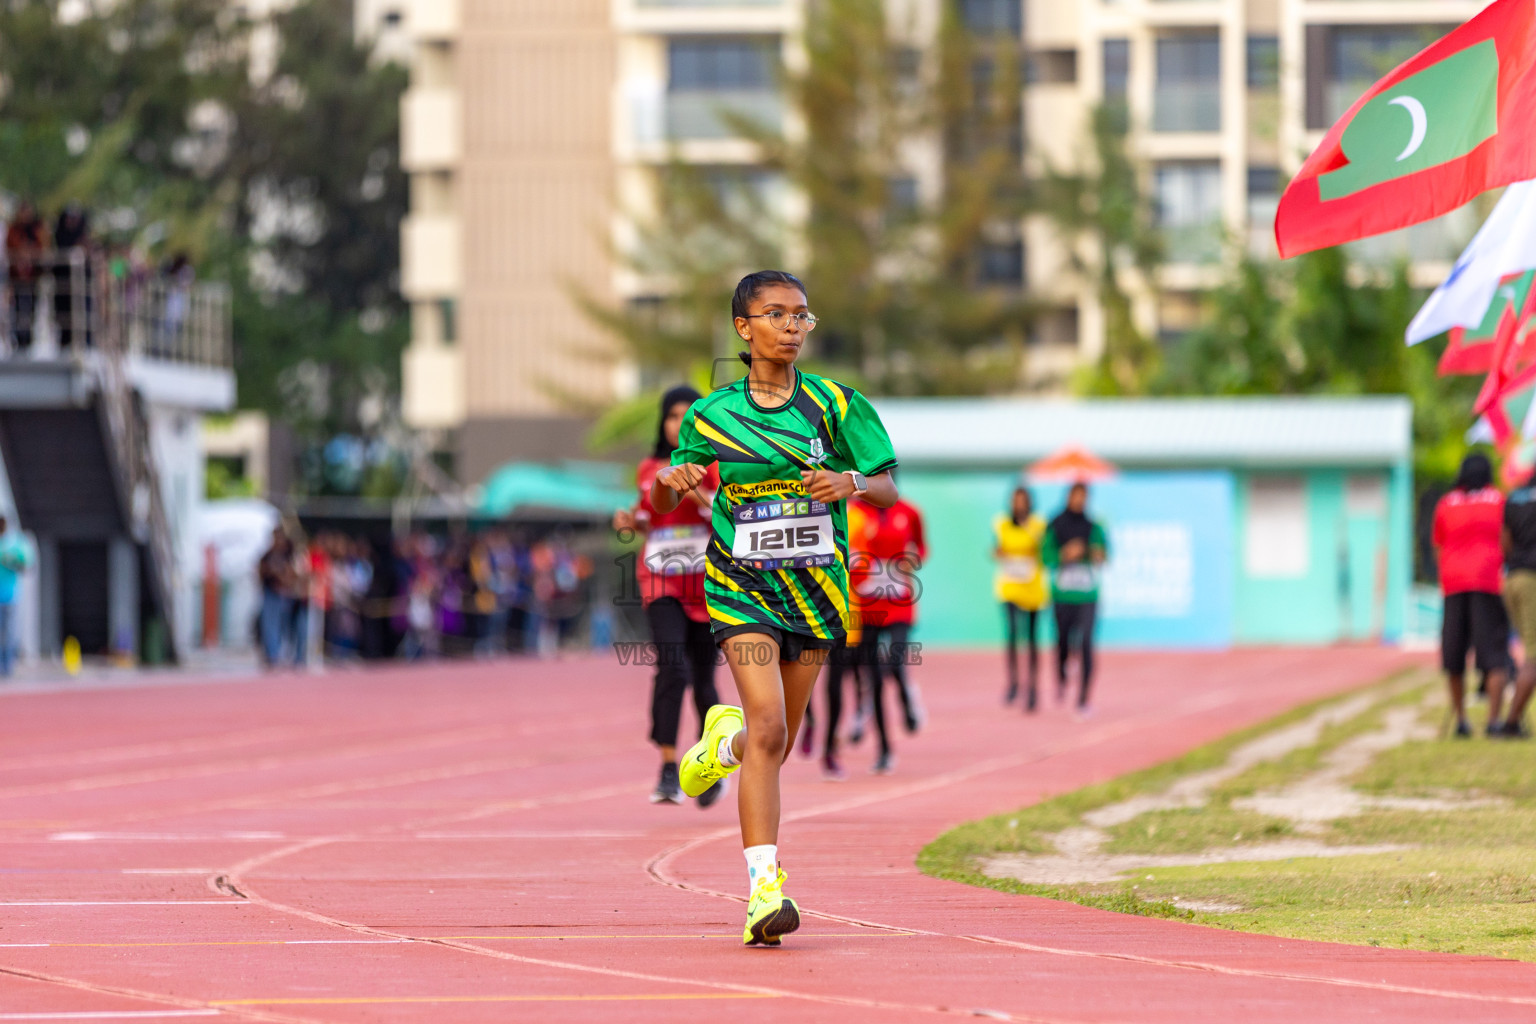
1440, 270, 1536, 375
1276, 0, 1536, 258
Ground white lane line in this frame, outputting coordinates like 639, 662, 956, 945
49, 833, 283, 842
0, 1013, 220, 1020
0, 901, 247, 907
413, 831, 646, 839
0, 940, 404, 948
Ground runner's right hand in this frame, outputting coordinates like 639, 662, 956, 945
657, 463, 705, 495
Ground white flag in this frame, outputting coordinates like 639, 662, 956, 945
1407, 180, 1536, 346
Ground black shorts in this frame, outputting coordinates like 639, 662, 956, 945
1441, 591, 1510, 675
713, 622, 839, 662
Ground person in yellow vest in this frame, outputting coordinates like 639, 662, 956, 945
995, 486, 1049, 711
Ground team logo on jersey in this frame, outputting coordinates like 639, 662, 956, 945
809, 438, 825, 462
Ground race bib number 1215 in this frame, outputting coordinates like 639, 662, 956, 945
732, 499, 837, 570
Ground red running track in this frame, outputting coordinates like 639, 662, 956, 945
2, 646, 1531, 1023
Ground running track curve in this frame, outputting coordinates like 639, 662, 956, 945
3, 647, 1531, 1023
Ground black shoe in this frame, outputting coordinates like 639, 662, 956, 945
1025, 683, 1038, 713
697, 777, 727, 807
870, 752, 895, 775
1004, 682, 1018, 705
650, 762, 683, 804
1453, 719, 1473, 739
1494, 720, 1531, 740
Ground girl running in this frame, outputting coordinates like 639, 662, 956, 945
650, 270, 899, 946
614, 386, 724, 806
995, 486, 1048, 710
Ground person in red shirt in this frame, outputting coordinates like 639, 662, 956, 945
1432, 453, 1510, 737
614, 386, 724, 804
846, 490, 927, 774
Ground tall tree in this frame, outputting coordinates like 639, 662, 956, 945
584, 0, 1035, 449
0, 0, 408, 486
1155, 248, 1480, 483
229, 0, 409, 438
0, 0, 247, 255
1037, 106, 1165, 396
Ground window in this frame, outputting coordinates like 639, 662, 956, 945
977, 239, 1024, 286
1026, 49, 1078, 85
668, 36, 778, 92
1102, 38, 1130, 132
1103, 38, 1130, 99
1245, 476, 1310, 579
1153, 32, 1221, 132
887, 177, 919, 218
1154, 161, 1223, 263
666, 38, 783, 139
1247, 35, 1278, 90
1308, 24, 1451, 128
960, 0, 1021, 35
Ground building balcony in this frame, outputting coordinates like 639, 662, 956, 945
403, 342, 465, 430
1152, 83, 1221, 132
617, 0, 789, 34
407, 0, 457, 40
401, 87, 461, 171
664, 90, 782, 142
1, 252, 233, 412
401, 215, 462, 300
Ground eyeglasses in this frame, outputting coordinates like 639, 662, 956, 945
744, 310, 818, 331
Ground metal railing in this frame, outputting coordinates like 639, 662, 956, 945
2, 250, 231, 367
665, 90, 783, 140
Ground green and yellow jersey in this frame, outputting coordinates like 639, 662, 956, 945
671, 368, 898, 641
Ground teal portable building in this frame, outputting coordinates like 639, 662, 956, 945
873, 396, 1413, 650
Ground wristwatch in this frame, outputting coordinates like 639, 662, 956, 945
844, 470, 868, 497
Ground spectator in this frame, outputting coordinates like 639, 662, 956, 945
158, 252, 194, 356
1498, 471, 1536, 739
0, 515, 35, 678
1433, 453, 1509, 737
51, 204, 91, 349
4, 202, 48, 352
257, 527, 295, 668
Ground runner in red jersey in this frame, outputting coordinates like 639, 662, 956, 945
615, 386, 724, 805
847, 490, 926, 773
1432, 453, 1510, 737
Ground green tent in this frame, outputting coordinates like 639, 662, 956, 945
474, 461, 633, 519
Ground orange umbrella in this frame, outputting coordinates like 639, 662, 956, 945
1027, 445, 1117, 483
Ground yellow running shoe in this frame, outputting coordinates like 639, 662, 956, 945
679, 704, 743, 798
743, 868, 799, 947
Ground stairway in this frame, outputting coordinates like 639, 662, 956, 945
0, 258, 181, 663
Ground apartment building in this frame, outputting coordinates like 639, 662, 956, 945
398, 0, 1487, 482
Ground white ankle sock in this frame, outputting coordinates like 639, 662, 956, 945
745, 844, 777, 889
717, 731, 741, 767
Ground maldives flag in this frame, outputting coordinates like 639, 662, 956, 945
1440, 270, 1536, 375
1276, 0, 1536, 258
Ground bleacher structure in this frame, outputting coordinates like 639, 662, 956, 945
0, 254, 234, 663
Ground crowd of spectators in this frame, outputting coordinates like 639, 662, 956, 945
3, 197, 195, 354
256, 526, 596, 668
